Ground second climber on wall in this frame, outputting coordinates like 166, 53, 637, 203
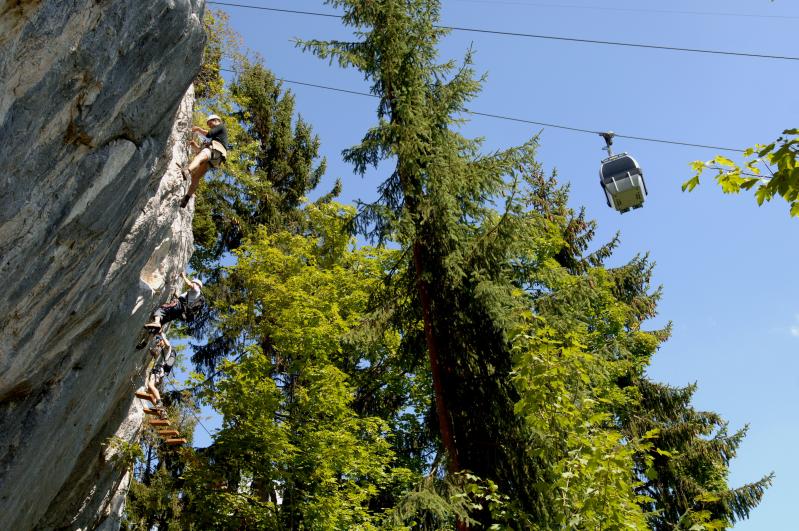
144, 272, 204, 331
180, 113, 228, 208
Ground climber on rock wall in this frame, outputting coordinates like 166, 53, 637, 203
146, 335, 175, 418
180, 113, 228, 208
144, 272, 204, 331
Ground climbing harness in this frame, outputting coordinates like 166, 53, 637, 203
207, 140, 227, 168
181, 293, 205, 321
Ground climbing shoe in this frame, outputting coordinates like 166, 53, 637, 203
180, 195, 190, 208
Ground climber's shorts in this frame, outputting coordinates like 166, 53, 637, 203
202, 142, 226, 169
151, 364, 166, 380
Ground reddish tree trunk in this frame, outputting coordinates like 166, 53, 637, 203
412, 241, 460, 473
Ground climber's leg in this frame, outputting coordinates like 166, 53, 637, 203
144, 300, 179, 330
159, 302, 184, 327
146, 371, 162, 405
186, 161, 208, 197
180, 147, 211, 181
188, 148, 210, 173
181, 150, 211, 208
147, 371, 169, 419
144, 308, 163, 330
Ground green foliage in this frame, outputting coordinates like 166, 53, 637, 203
126, 466, 186, 531
684, 129, 799, 215
186, 11, 330, 377
628, 381, 773, 529
384, 471, 528, 530
181, 203, 415, 529
107, 436, 144, 473
122, 390, 200, 530
513, 328, 649, 529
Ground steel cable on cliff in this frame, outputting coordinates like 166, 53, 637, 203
165, 377, 215, 439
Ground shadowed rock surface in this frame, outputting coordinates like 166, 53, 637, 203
0, 1, 205, 528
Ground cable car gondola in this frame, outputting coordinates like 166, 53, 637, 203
598, 132, 647, 213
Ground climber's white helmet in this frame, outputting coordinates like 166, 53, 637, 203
206, 114, 222, 125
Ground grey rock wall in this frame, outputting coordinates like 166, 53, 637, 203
0, 1, 206, 529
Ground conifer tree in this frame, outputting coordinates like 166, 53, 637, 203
300, 1, 635, 525
529, 170, 772, 529
301, 2, 769, 527
630, 380, 772, 529
304, 0, 510, 496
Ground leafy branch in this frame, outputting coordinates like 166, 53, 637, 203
683, 129, 799, 215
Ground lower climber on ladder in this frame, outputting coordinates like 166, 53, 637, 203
146, 335, 175, 419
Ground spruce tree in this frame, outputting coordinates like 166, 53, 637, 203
529, 170, 772, 529
629, 381, 772, 528
301, 0, 605, 524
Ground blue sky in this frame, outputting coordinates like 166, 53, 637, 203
189, 1, 798, 527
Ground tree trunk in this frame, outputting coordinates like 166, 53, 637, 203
411, 242, 460, 473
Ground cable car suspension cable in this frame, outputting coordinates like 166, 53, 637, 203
208, 1, 799, 61
451, 0, 799, 21
220, 68, 750, 154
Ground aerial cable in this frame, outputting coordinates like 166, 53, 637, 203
439, 25, 799, 61
207, 1, 799, 61
451, 0, 799, 21
218, 67, 746, 153
208, 2, 341, 19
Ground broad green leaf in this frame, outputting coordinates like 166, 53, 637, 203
714, 155, 736, 168
682, 175, 700, 192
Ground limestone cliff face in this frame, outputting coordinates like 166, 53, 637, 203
0, 1, 206, 529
